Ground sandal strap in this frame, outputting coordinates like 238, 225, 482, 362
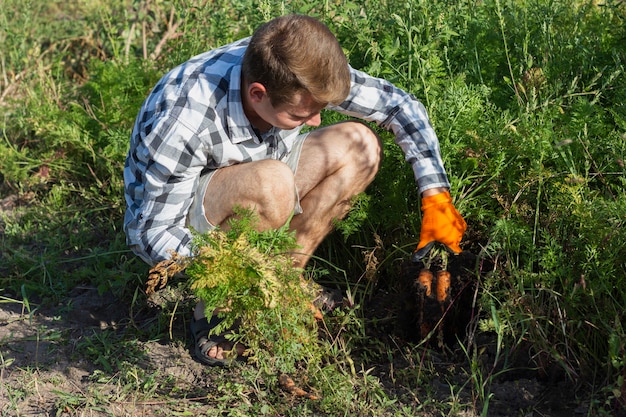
190, 316, 233, 366
196, 334, 229, 357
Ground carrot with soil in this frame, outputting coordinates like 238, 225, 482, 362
416, 269, 434, 297
436, 270, 451, 304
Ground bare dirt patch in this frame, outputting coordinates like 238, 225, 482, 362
0, 286, 217, 416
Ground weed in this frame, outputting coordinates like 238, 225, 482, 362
75, 329, 148, 375
151, 210, 336, 396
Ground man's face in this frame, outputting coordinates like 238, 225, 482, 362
245, 83, 324, 131
268, 93, 324, 130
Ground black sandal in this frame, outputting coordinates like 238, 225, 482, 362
190, 315, 238, 367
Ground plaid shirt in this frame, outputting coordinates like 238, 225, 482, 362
124, 37, 449, 265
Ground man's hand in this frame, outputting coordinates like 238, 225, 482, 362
413, 190, 466, 261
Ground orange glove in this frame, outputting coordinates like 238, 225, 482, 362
413, 191, 466, 261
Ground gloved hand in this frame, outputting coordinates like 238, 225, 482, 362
412, 191, 466, 262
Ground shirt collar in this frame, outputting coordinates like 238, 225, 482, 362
226, 63, 259, 144
225, 59, 302, 144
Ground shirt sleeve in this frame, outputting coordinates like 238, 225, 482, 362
327, 66, 450, 193
130, 113, 207, 264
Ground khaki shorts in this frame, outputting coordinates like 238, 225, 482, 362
187, 133, 308, 234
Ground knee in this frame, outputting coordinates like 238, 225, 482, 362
254, 159, 296, 192
251, 160, 296, 226
341, 121, 382, 171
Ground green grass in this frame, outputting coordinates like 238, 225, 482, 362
1, 0, 625, 415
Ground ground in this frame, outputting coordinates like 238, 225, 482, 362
0, 252, 593, 416
0, 190, 596, 416
1, 286, 226, 416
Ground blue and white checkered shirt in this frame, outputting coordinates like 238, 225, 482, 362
124, 36, 449, 265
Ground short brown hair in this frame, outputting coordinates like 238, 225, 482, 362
242, 14, 351, 107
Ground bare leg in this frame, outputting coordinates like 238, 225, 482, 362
202, 121, 381, 267
203, 158, 298, 231
290, 121, 382, 268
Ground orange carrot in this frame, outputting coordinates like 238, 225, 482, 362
279, 374, 319, 400
436, 270, 451, 303
309, 303, 323, 321
417, 269, 434, 297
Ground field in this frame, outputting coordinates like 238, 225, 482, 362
1, 0, 625, 416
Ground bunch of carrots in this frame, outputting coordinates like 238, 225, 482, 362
415, 245, 452, 341
416, 266, 451, 304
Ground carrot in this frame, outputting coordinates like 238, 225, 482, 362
279, 374, 319, 400
309, 303, 323, 321
436, 270, 451, 303
416, 269, 433, 297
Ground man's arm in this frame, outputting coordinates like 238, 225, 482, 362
328, 67, 466, 256
422, 186, 448, 197
328, 66, 449, 194
125, 114, 206, 265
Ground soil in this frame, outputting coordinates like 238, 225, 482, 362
0, 253, 596, 417
0, 286, 222, 416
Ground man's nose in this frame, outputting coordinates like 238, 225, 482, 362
304, 112, 321, 127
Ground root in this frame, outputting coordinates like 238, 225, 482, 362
145, 252, 190, 295
278, 374, 319, 400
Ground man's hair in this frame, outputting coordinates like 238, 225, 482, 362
242, 14, 351, 107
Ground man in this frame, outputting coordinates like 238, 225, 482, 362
124, 14, 466, 366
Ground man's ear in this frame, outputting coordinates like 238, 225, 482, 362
247, 82, 267, 104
